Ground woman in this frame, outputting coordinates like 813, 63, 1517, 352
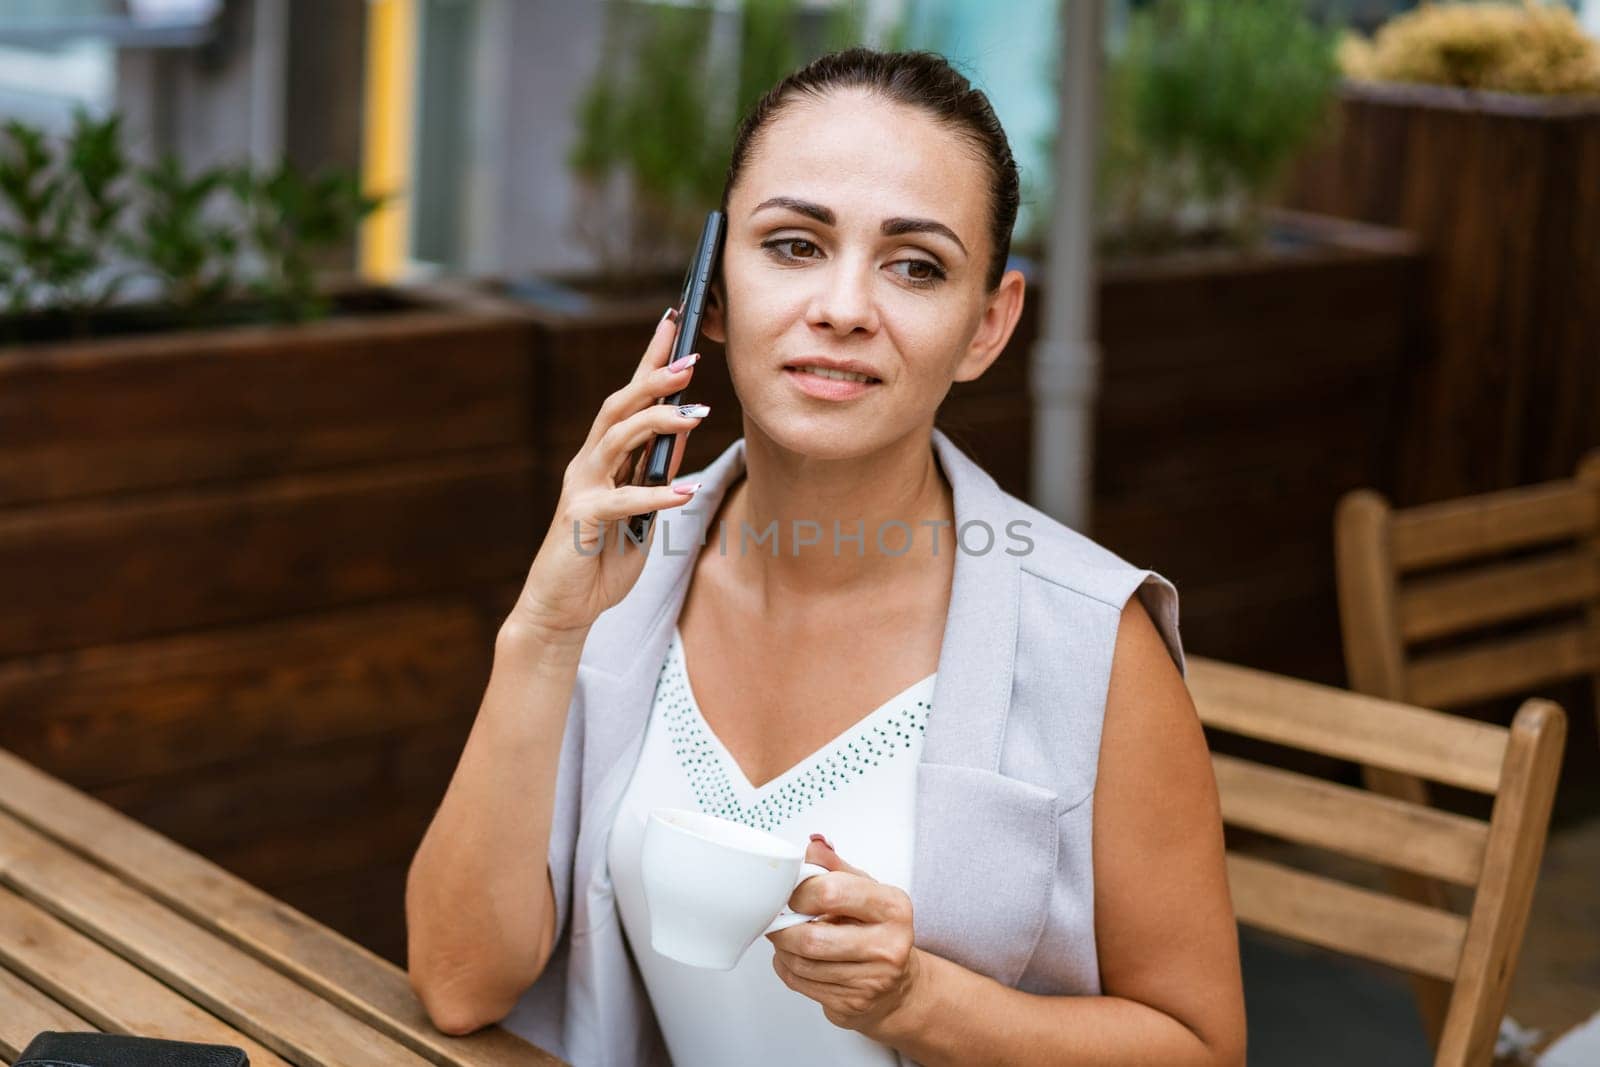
406, 47, 1245, 1067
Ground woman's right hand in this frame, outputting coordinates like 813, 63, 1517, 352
507, 307, 708, 641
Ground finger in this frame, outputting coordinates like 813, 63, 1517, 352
576, 309, 687, 456
789, 873, 902, 925
772, 948, 875, 985
563, 486, 707, 547
767, 916, 878, 962
579, 358, 697, 461
612, 418, 692, 488
640, 305, 680, 374
805, 838, 875, 880
617, 430, 687, 491
579, 355, 701, 466
590, 402, 709, 485
772, 952, 855, 1002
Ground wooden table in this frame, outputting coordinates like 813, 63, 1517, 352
0, 747, 562, 1066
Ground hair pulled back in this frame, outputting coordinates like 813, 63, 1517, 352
720, 47, 1020, 292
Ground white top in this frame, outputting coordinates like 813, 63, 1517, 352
607, 625, 936, 1067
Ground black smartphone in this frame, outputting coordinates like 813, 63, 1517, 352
625, 209, 726, 544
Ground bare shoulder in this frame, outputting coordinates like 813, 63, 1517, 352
1101, 595, 1195, 750
1095, 595, 1212, 846
1092, 596, 1246, 1063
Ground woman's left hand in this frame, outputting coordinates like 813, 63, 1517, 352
765, 835, 924, 1038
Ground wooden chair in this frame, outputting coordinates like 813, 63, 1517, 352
1334, 453, 1600, 1039
1336, 452, 1600, 724
1188, 656, 1566, 1067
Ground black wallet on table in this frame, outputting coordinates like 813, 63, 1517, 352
14, 1032, 248, 1067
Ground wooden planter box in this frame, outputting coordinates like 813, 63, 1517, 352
0, 287, 540, 965
1093, 213, 1424, 687
499, 212, 1422, 688
1288, 81, 1600, 504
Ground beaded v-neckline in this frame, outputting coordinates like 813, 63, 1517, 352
658, 625, 934, 832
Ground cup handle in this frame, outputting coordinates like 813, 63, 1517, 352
762, 861, 830, 935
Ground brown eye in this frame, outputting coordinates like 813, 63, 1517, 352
892, 258, 947, 286
761, 238, 822, 263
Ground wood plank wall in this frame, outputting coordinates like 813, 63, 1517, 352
1288, 84, 1600, 506
0, 306, 538, 966
1092, 228, 1423, 686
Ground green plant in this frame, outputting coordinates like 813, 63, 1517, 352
0, 109, 380, 335
0, 119, 70, 314
63, 110, 133, 309
123, 154, 237, 317
0, 109, 132, 324
569, 0, 719, 276
1099, 0, 1343, 253
227, 162, 381, 324
567, 0, 904, 285
1340, 0, 1600, 95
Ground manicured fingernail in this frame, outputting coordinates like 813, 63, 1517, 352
667, 352, 700, 373
809, 833, 835, 850
662, 305, 679, 324
672, 481, 702, 495
677, 403, 710, 419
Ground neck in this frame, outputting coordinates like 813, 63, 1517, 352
716, 424, 956, 609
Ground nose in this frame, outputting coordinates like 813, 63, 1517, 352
807, 253, 878, 337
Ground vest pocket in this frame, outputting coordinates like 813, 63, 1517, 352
910, 763, 1060, 987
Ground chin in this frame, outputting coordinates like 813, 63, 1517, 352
748, 407, 912, 462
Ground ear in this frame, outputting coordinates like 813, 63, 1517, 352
701, 278, 727, 344
952, 268, 1026, 385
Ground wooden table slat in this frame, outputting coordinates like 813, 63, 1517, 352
0, 809, 438, 1067
0, 961, 99, 1060
0, 885, 288, 1064
0, 747, 557, 1066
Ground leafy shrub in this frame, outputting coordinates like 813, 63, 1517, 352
566, 0, 902, 285
0, 108, 380, 334
228, 162, 382, 323
0, 112, 132, 319
123, 154, 236, 317
1100, 0, 1343, 253
1340, 0, 1600, 96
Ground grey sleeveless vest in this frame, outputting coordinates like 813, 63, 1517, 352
498, 428, 1184, 1066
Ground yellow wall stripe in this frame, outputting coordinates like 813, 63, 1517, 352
360, 0, 417, 280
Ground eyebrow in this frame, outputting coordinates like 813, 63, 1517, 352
751, 196, 968, 257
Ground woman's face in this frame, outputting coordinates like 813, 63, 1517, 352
702, 89, 1025, 459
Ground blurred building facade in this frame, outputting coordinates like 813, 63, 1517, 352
0, 0, 359, 172
4, 0, 1594, 279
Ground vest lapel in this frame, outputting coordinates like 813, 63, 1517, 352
918, 430, 1019, 772
911, 431, 1056, 988
571, 438, 750, 901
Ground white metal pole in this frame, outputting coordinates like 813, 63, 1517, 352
248, 0, 288, 167
1031, 0, 1103, 531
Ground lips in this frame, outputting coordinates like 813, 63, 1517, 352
784, 365, 878, 401
782, 358, 882, 383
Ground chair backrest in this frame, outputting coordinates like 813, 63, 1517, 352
1188, 655, 1566, 1067
1335, 454, 1600, 712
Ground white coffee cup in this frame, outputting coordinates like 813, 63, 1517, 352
641, 807, 829, 970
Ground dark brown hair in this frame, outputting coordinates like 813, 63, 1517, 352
720, 47, 1020, 293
